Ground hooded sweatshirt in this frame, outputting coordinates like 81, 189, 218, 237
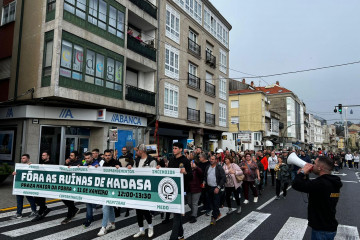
292, 173, 343, 232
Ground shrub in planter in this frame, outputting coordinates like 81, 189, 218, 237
0, 163, 13, 184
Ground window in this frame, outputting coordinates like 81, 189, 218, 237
43, 40, 53, 77
164, 82, 179, 118
63, 0, 125, 43
205, 102, 213, 114
65, 0, 86, 19
203, 6, 229, 48
219, 49, 227, 73
231, 100, 238, 108
47, 0, 56, 12
205, 72, 213, 83
165, 44, 179, 79
219, 103, 227, 127
1, 1, 16, 25
60, 37, 123, 91
173, 0, 202, 24
165, 4, 180, 44
189, 29, 197, 43
219, 76, 227, 100
188, 96, 197, 109
231, 116, 239, 124
254, 132, 261, 141
188, 62, 197, 76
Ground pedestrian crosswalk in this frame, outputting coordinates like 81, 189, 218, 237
0, 201, 359, 240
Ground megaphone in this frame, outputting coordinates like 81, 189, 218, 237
287, 152, 307, 168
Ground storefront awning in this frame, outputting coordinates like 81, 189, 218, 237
265, 140, 274, 147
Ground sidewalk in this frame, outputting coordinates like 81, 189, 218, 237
0, 175, 18, 210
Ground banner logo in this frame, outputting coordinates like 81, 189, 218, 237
158, 177, 178, 203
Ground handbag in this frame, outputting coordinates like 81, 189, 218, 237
245, 161, 259, 184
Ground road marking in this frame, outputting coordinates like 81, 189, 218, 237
34, 210, 136, 240
214, 211, 270, 240
0, 201, 64, 219
0, 199, 60, 212
154, 207, 236, 240
94, 206, 192, 240
274, 217, 308, 240
257, 186, 292, 210
2, 205, 87, 237
335, 225, 360, 240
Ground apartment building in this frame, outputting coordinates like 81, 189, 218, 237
256, 81, 305, 150
0, 0, 158, 164
155, 0, 231, 152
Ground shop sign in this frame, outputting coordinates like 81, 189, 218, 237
13, 164, 185, 214
208, 134, 218, 140
105, 112, 147, 127
238, 131, 252, 143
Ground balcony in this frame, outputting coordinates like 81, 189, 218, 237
125, 85, 155, 106
187, 108, 200, 122
205, 112, 215, 125
187, 73, 200, 90
129, 0, 157, 19
205, 51, 216, 68
127, 34, 156, 62
188, 38, 201, 57
205, 82, 216, 96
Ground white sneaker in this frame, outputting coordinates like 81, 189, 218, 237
10, 213, 22, 220
243, 199, 249, 204
148, 227, 154, 238
133, 231, 145, 238
105, 223, 115, 231
254, 197, 258, 203
97, 227, 107, 236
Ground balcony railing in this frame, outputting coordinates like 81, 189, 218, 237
205, 81, 216, 96
127, 34, 156, 62
125, 85, 156, 106
187, 108, 200, 122
187, 73, 200, 90
205, 112, 215, 125
129, 0, 157, 19
205, 51, 216, 68
188, 38, 201, 57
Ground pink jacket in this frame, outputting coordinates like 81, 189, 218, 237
223, 163, 243, 189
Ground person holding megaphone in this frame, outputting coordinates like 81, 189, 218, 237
292, 154, 343, 240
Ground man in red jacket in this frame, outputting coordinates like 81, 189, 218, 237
259, 151, 268, 188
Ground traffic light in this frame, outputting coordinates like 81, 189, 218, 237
338, 104, 342, 114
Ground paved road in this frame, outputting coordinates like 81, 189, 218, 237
0, 168, 359, 240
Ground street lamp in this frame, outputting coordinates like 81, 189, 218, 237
231, 121, 240, 151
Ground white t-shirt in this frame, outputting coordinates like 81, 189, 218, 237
354, 156, 359, 163
345, 154, 353, 161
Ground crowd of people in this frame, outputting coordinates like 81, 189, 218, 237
11, 144, 355, 239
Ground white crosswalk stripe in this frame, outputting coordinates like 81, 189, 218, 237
1, 203, 359, 240
335, 225, 360, 240
34, 210, 137, 240
274, 217, 308, 240
153, 207, 236, 240
214, 211, 270, 240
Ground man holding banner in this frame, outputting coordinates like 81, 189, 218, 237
61, 151, 82, 225
168, 142, 192, 240
130, 144, 157, 238
32, 151, 53, 222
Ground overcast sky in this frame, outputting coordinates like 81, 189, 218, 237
210, 0, 360, 124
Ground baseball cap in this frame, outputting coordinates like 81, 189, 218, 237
134, 144, 146, 151
216, 149, 223, 153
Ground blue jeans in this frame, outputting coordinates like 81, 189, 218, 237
102, 205, 115, 227
311, 229, 336, 240
86, 203, 97, 221
16, 195, 36, 214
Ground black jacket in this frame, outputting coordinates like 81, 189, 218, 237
292, 173, 342, 231
197, 160, 210, 182
103, 158, 117, 167
118, 152, 134, 167
65, 158, 82, 166
204, 164, 226, 189
168, 155, 192, 192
